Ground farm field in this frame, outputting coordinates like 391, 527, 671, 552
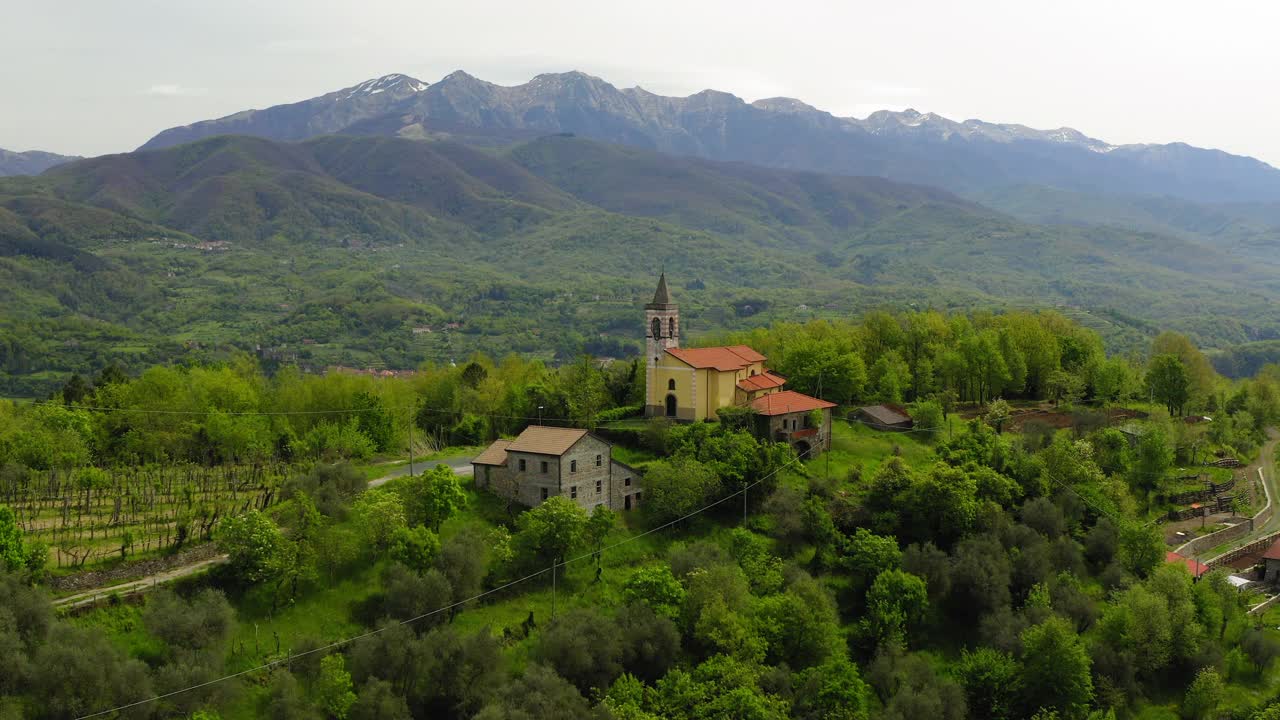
2, 463, 290, 569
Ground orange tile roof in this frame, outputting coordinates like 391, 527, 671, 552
472, 439, 513, 466
749, 390, 836, 416
1165, 551, 1210, 577
667, 345, 766, 371
506, 426, 589, 456
737, 372, 787, 392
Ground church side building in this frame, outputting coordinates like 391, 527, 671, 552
642, 274, 836, 456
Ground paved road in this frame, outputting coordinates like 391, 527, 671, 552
369, 454, 474, 487
54, 454, 476, 609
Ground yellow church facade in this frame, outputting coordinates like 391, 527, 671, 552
641, 273, 836, 454
647, 345, 789, 421
642, 274, 786, 421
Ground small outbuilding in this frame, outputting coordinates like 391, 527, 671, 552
1165, 551, 1210, 580
852, 404, 914, 432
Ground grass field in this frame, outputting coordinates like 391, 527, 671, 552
811, 417, 945, 485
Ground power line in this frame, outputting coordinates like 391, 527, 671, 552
73, 454, 803, 719
10, 398, 583, 424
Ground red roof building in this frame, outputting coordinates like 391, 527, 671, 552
1165, 551, 1210, 578
749, 390, 838, 416
640, 274, 835, 456
666, 345, 766, 371
736, 372, 787, 393
1263, 537, 1280, 561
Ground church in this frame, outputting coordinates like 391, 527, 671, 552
643, 274, 835, 456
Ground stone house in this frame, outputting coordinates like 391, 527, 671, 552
471, 426, 642, 511
748, 390, 837, 457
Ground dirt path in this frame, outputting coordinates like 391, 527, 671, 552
54, 455, 476, 609
53, 556, 228, 609
1173, 429, 1279, 562
1217, 429, 1280, 545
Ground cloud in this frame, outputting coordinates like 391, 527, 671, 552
143, 84, 207, 97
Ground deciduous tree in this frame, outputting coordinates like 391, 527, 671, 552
1020, 616, 1093, 718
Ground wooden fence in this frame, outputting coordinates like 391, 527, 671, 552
1177, 468, 1271, 558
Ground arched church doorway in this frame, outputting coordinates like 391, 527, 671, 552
665, 394, 677, 418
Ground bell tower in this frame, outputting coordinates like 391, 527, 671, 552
645, 272, 679, 366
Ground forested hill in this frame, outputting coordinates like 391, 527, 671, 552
0, 147, 80, 177
2, 132, 1280, 395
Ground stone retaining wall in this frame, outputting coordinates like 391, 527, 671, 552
47, 543, 219, 593
1176, 468, 1271, 558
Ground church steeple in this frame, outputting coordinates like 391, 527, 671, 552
650, 272, 673, 307
645, 272, 680, 365
644, 272, 681, 418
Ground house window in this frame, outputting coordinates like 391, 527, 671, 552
596, 480, 602, 494
540, 461, 548, 473
595, 454, 602, 467
570, 459, 577, 473
668, 378, 676, 391
571, 486, 578, 499
540, 487, 548, 501
518, 459, 526, 472
624, 477, 631, 487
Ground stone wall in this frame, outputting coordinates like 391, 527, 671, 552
560, 434, 613, 511
610, 460, 642, 511
1178, 467, 1271, 558
47, 543, 220, 593
505, 450, 561, 507
1206, 530, 1280, 569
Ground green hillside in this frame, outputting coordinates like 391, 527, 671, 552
2, 133, 1280, 395
974, 184, 1280, 265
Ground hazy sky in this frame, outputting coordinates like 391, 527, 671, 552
4, 0, 1278, 165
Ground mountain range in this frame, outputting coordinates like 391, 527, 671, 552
139, 70, 1280, 204
3, 69, 1280, 394
0, 147, 81, 177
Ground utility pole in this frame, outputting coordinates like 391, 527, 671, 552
407, 402, 416, 478
743, 480, 748, 523
551, 561, 557, 618
819, 371, 829, 480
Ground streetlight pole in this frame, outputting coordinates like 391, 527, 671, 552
538, 405, 545, 426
